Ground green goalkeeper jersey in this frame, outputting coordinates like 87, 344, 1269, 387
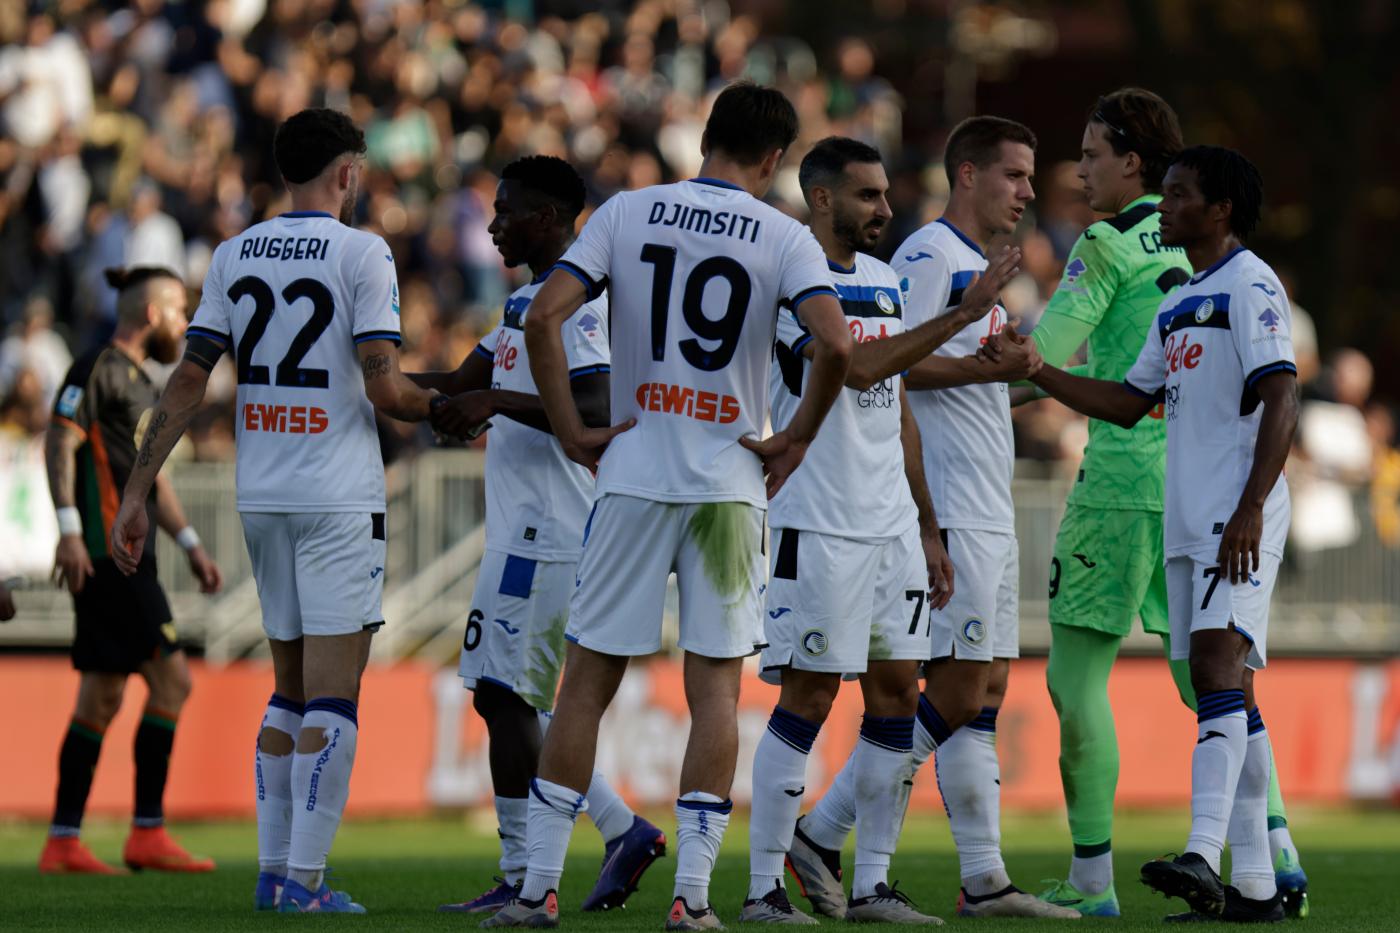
1031, 195, 1193, 512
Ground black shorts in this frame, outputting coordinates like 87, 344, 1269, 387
71, 558, 177, 673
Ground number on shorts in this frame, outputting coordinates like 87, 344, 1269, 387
905, 589, 927, 636
1200, 567, 1222, 610
463, 609, 484, 652
1049, 557, 1062, 599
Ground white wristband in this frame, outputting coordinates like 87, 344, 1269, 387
57, 507, 82, 537
176, 526, 201, 552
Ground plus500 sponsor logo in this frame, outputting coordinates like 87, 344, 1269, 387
305, 727, 341, 811
1165, 332, 1204, 373
635, 382, 740, 424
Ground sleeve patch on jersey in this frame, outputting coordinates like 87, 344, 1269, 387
56, 385, 83, 418
575, 311, 602, 337
1064, 257, 1087, 283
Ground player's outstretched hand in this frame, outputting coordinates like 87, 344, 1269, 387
1217, 502, 1262, 585
110, 495, 148, 576
957, 246, 1021, 320
431, 390, 493, 438
739, 430, 809, 499
977, 329, 1042, 382
0, 580, 14, 621
52, 533, 94, 594
921, 525, 955, 610
187, 546, 224, 595
562, 419, 636, 472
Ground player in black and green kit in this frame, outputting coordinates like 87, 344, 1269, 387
1020, 90, 1308, 917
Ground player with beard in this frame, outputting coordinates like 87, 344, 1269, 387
111, 108, 440, 913
409, 156, 665, 915
749, 136, 1018, 924
41, 265, 224, 874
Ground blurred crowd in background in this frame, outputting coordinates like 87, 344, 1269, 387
0, 0, 1395, 559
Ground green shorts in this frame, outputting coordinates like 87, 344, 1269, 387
1048, 504, 1168, 637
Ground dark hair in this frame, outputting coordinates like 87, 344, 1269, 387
1088, 87, 1183, 192
103, 265, 181, 291
798, 137, 884, 199
273, 109, 366, 185
943, 116, 1037, 186
703, 81, 799, 166
1171, 145, 1264, 239
500, 155, 587, 223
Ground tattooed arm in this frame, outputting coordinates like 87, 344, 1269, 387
111, 356, 211, 574
357, 340, 439, 422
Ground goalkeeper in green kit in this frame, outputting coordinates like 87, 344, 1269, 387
1015, 89, 1308, 918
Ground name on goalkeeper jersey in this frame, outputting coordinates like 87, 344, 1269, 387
635, 382, 741, 423
238, 236, 331, 262
647, 202, 761, 243
242, 403, 329, 434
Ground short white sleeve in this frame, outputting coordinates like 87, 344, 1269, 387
351, 237, 402, 345
1233, 281, 1297, 389
474, 323, 502, 362
893, 247, 953, 328
556, 196, 621, 300
564, 297, 611, 376
1124, 324, 1167, 400
778, 226, 837, 316
775, 306, 813, 357
188, 242, 231, 346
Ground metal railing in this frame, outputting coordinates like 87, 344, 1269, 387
5, 455, 1397, 659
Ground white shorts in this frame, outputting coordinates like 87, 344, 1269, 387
567, 494, 765, 659
1166, 552, 1279, 670
929, 528, 1019, 662
459, 549, 574, 711
240, 511, 386, 641
760, 525, 931, 683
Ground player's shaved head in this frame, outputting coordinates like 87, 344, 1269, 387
500, 155, 586, 226
703, 81, 799, 166
1089, 88, 1183, 192
108, 267, 183, 325
274, 109, 366, 185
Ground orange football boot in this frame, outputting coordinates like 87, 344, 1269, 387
38, 836, 125, 874
122, 826, 216, 872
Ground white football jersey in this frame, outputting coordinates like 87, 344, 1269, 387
188, 211, 400, 512
893, 218, 1014, 533
475, 276, 610, 560
769, 253, 917, 541
1124, 247, 1296, 560
555, 177, 835, 507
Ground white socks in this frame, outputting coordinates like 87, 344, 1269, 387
748, 707, 821, 899
1068, 851, 1114, 896
851, 715, 915, 899
586, 771, 636, 843
522, 778, 587, 901
495, 796, 528, 885
937, 707, 1009, 894
255, 693, 302, 877
1228, 710, 1277, 901
802, 754, 856, 851
1184, 690, 1248, 873
287, 697, 359, 890
675, 791, 731, 908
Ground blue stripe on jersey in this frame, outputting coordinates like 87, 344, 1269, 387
945, 270, 977, 308
280, 211, 333, 219
551, 260, 606, 301
688, 176, 744, 191
186, 325, 231, 346
834, 283, 902, 319
1123, 379, 1166, 403
1245, 360, 1297, 388
498, 555, 538, 599
789, 285, 838, 310
827, 258, 857, 275
937, 217, 985, 257
472, 343, 494, 361
354, 330, 403, 345
569, 364, 610, 379
1189, 246, 1246, 284
1157, 293, 1232, 341
790, 332, 815, 355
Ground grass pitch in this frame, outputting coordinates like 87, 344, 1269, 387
1, 808, 1396, 931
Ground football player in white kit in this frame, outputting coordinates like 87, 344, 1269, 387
1023, 146, 1297, 923
110, 109, 442, 914
407, 156, 664, 914
483, 82, 854, 931
749, 137, 1020, 925
860, 117, 1077, 920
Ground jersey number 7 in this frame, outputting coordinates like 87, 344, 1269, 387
229, 275, 335, 388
